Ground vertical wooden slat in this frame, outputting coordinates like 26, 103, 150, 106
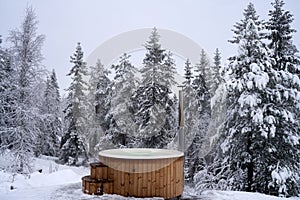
120, 160, 125, 196
112, 159, 119, 195
129, 160, 134, 196
137, 160, 143, 197
86, 181, 90, 194
159, 162, 164, 197
124, 159, 130, 196
175, 157, 179, 196
142, 160, 147, 197
108, 162, 114, 180
155, 159, 160, 196
103, 181, 113, 194
133, 165, 138, 196
82, 178, 85, 193
166, 162, 170, 198
170, 158, 174, 197
90, 165, 96, 179
150, 160, 156, 197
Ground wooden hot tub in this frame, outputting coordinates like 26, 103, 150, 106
98, 148, 184, 199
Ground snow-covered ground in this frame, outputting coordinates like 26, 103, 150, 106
0, 156, 299, 200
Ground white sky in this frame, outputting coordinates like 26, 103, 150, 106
1, 0, 300, 93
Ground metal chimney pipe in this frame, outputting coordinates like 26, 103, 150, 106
178, 90, 185, 152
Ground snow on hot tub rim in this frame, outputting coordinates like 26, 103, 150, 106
99, 148, 184, 160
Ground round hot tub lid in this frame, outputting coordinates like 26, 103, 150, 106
99, 148, 184, 159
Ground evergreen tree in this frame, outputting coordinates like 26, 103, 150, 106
196, 3, 300, 196
266, 0, 299, 71
264, 0, 300, 196
5, 7, 45, 174
59, 42, 88, 165
94, 59, 112, 133
86, 59, 110, 156
222, 2, 282, 194
37, 70, 61, 156
133, 27, 177, 148
184, 56, 211, 183
210, 48, 222, 96
195, 49, 211, 93
0, 36, 14, 147
181, 59, 200, 182
183, 59, 193, 84
229, 2, 264, 44
209, 48, 226, 147
106, 53, 138, 147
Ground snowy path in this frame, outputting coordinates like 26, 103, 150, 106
1, 181, 300, 200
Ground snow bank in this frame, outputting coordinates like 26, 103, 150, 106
201, 190, 300, 200
28, 169, 82, 187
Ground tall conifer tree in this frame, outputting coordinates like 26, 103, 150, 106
59, 42, 88, 165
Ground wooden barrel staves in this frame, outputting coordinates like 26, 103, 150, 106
82, 176, 102, 195
82, 149, 184, 199
98, 148, 184, 199
90, 162, 108, 180
82, 162, 114, 195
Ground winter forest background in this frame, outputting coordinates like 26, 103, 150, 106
0, 0, 300, 198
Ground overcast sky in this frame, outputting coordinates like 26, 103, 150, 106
1, 0, 300, 92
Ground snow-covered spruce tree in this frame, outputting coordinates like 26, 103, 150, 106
0, 36, 14, 148
106, 53, 138, 148
210, 48, 222, 96
209, 48, 226, 145
193, 49, 212, 139
86, 59, 110, 156
264, 0, 300, 196
36, 70, 61, 157
194, 54, 231, 194
160, 51, 178, 144
221, 2, 292, 194
94, 59, 112, 134
180, 59, 200, 183
59, 42, 88, 166
205, 48, 226, 162
195, 49, 211, 93
223, 2, 267, 192
133, 27, 177, 148
184, 56, 212, 183
5, 7, 45, 174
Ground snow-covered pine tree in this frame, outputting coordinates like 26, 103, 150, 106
90, 60, 115, 153
59, 42, 88, 166
5, 7, 45, 174
195, 49, 211, 94
93, 59, 112, 134
222, 2, 279, 193
206, 48, 226, 160
184, 55, 212, 183
264, 0, 300, 196
106, 53, 138, 148
210, 48, 222, 96
209, 48, 226, 147
0, 36, 14, 148
133, 27, 177, 148
86, 59, 110, 156
180, 59, 200, 183
160, 51, 178, 146
90, 59, 114, 153
194, 56, 230, 193
37, 70, 61, 156
193, 50, 212, 133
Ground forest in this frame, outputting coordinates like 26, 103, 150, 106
0, 0, 299, 198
